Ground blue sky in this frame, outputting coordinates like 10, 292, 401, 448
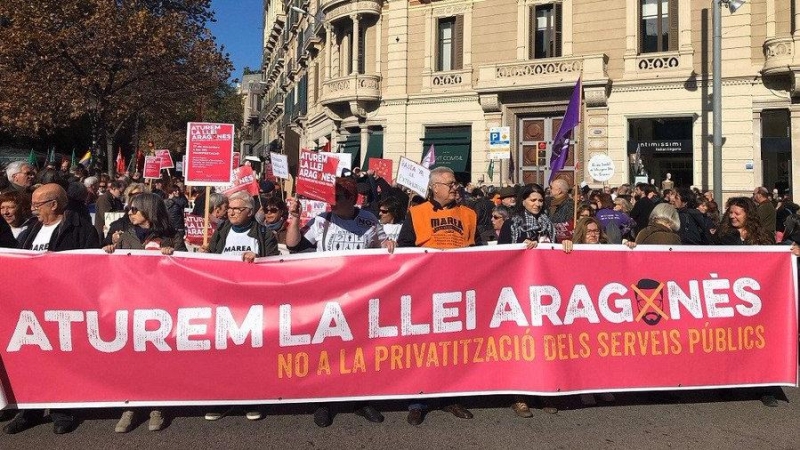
209, 0, 264, 83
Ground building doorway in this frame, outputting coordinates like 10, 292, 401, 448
761, 109, 791, 195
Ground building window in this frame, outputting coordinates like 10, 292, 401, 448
530, 4, 562, 59
437, 16, 463, 71
640, 0, 678, 53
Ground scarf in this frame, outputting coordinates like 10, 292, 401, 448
265, 218, 285, 232
509, 210, 553, 244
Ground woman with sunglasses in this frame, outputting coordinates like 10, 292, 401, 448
257, 196, 289, 246
102, 193, 185, 432
376, 196, 404, 241
103, 183, 150, 246
480, 205, 510, 244
103, 192, 186, 255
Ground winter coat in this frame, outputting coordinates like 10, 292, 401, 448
635, 223, 681, 245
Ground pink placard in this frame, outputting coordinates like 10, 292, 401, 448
185, 122, 235, 186
155, 149, 174, 169
295, 149, 338, 204
218, 166, 260, 197
143, 155, 161, 179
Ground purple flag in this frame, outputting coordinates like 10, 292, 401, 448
548, 78, 582, 184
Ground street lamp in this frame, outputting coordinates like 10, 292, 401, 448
712, 0, 745, 203
290, 6, 310, 16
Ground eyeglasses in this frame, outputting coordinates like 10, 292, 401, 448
128, 206, 140, 215
434, 181, 458, 190
228, 206, 250, 213
265, 207, 281, 213
378, 209, 390, 214
31, 199, 55, 209
491, 215, 503, 220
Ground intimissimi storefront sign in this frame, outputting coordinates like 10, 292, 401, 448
629, 140, 692, 154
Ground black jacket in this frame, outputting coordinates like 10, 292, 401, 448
165, 195, 188, 232
677, 207, 713, 245
19, 210, 101, 251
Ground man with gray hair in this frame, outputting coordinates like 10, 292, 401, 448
397, 166, 480, 424
2, 161, 36, 195
547, 178, 574, 242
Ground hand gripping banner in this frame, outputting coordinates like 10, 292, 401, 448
0, 245, 796, 408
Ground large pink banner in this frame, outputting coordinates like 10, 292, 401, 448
0, 246, 796, 408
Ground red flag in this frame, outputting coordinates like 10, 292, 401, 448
135, 149, 145, 172
116, 148, 126, 174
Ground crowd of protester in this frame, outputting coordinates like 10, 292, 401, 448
1, 156, 799, 434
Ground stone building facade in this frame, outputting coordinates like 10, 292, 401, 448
244, 0, 800, 200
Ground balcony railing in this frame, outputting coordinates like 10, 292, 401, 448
265, 92, 286, 123
322, 0, 381, 22
320, 73, 381, 105
762, 36, 796, 76
476, 54, 606, 92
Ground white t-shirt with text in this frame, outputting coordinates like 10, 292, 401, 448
302, 209, 386, 252
30, 220, 61, 252
222, 228, 259, 256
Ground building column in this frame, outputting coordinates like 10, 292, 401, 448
795, 0, 800, 37
753, 110, 763, 188
766, 0, 776, 38
324, 24, 332, 80
351, 15, 361, 75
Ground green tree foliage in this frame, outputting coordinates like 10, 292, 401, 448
0, 0, 232, 174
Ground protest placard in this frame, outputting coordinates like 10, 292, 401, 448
232, 152, 241, 169
155, 149, 174, 169
102, 212, 125, 238
183, 212, 218, 246
185, 122, 235, 186
319, 152, 352, 176
143, 155, 161, 179
299, 199, 330, 228
295, 150, 338, 204
368, 158, 393, 185
270, 152, 289, 179
218, 165, 260, 197
396, 156, 430, 197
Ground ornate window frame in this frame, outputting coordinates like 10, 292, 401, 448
422, 1, 474, 92
516, 0, 573, 60
623, 0, 693, 79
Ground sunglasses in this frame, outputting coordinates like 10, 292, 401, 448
128, 206, 140, 215
265, 207, 281, 213
378, 209, 390, 214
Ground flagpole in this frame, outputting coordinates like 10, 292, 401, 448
574, 77, 584, 226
